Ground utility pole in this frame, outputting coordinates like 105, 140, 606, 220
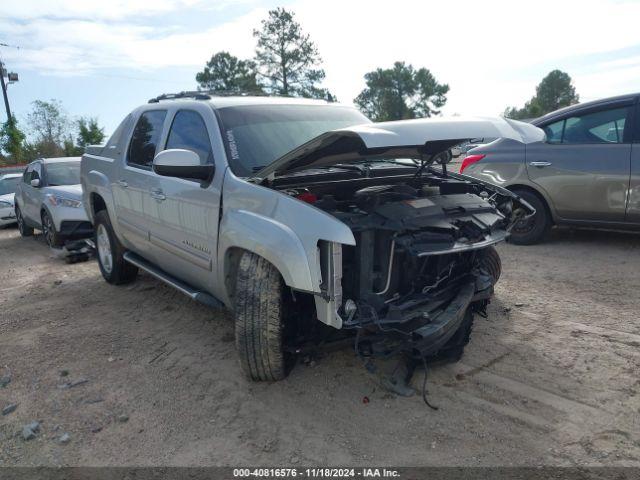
0, 58, 12, 122
0, 42, 19, 122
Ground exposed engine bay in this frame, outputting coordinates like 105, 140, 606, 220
270, 163, 530, 361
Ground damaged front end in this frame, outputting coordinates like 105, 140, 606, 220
275, 169, 533, 360
253, 116, 541, 360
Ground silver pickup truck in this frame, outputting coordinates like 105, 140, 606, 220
81, 93, 538, 382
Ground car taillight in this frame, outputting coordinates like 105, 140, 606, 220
296, 192, 317, 204
459, 154, 486, 173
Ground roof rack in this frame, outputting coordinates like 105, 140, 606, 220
148, 91, 211, 103
147, 89, 270, 103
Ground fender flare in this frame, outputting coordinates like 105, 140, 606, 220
218, 209, 316, 295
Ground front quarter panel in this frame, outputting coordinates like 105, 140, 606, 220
218, 170, 355, 304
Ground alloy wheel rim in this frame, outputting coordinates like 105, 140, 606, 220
513, 209, 536, 235
16, 208, 24, 232
96, 224, 113, 274
43, 214, 54, 246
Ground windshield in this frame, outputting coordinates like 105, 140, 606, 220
45, 162, 81, 186
0, 176, 20, 195
217, 104, 370, 177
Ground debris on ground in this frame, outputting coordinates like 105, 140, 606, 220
22, 422, 40, 441
0, 375, 11, 388
58, 378, 88, 389
2, 403, 17, 416
59, 369, 69, 377
117, 414, 129, 423
58, 433, 71, 444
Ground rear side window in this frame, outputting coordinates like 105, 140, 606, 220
165, 110, 213, 165
127, 110, 167, 168
544, 106, 631, 144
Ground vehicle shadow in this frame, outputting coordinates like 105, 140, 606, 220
527, 227, 639, 247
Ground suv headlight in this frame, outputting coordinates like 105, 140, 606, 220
0, 200, 12, 208
48, 195, 82, 208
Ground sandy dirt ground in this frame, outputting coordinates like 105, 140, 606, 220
1, 225, 639, 467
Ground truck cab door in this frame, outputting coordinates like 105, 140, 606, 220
528, 103, 633, 223
148, 107, 222, 292
113, 109, 168, 261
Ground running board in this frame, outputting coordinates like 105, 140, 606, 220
123, 252, 224, 309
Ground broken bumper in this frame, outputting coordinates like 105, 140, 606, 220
346, 275, 493, 358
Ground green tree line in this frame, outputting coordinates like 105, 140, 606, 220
1, 6, 581, 165
0, 100, 105, 166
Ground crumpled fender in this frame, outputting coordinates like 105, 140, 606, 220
218, 170, 355, 302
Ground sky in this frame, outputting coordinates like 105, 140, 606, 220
2, 0, 640, 137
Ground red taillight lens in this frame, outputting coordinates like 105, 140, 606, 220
296, 192, 318, 204
459, 154, 486, 174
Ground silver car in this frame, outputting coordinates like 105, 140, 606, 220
82, 93, 537, 383
461, 93, 640, 244
0, 173, 21, 227
15, 157, 93, 247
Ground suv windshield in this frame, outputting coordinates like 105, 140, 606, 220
46, 162, 81, 186
217, 104, 370, 177
0, 176, 20, 195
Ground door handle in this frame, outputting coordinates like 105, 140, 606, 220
117, 180, 128, 188
150, 189, 166, 201
529, 161, 552, 168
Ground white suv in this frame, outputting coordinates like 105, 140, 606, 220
15, 157, 93, 247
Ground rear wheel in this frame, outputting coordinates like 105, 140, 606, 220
234, 252, 287, 381
509, 189, 551, 245
94, 210, 138, 284
15, 205, 34, 237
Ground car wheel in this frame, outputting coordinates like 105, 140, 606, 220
15, 205, 34, 237
479, 246, 501, 284
94, 210, 138, 284
509, 190, 551, 245
234, 251, 287, 381
431, 308, 474, 363
41, 210, 64, 247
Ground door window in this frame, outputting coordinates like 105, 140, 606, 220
545, 107, 631, 145
31, 163, 42, 182
23, 165, 33, 183
165, 110, 213, 165
543, 120, 564, 143
127, 110, 167, 168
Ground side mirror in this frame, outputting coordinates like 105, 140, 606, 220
30, 179, 41, 188
152, 149, 215, 183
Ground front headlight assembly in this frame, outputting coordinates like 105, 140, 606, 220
0, 200, 12, 208
48, 195, 82, 208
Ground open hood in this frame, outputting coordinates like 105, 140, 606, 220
251, 116, 544, 181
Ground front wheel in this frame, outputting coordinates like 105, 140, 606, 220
15, 205, 34, 237
234, 252, 287, 381
41, 210, 64, 247
94, 210, 138, 284
479, 246, 501, 284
